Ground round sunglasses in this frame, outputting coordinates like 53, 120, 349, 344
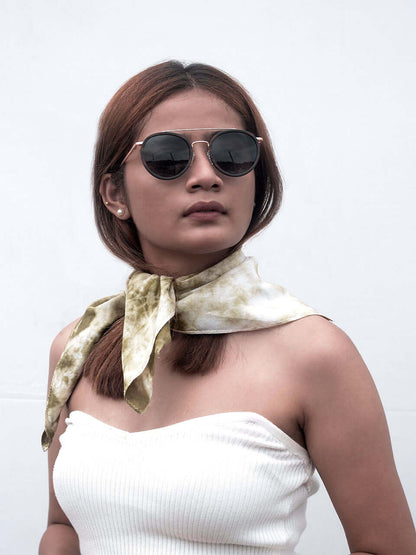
121, 128, 263, 180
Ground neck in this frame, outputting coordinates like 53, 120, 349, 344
140, 247, 233, 278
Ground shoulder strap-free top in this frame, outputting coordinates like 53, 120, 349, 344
54, 410, 319, 554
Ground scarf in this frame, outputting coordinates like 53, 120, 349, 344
42, 249, 329, 451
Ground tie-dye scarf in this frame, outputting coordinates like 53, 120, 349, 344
42, 249, 329, 451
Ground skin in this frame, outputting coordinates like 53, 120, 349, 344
40, 90, 416, 555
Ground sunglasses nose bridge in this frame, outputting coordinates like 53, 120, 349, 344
189, 139, 214, 170
190, 140, 210, 147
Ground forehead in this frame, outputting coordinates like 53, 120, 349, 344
139, 90, 245, 139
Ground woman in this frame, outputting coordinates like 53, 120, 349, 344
39, 61, 416, 554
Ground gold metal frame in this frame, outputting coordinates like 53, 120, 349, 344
120, 128, 263, 167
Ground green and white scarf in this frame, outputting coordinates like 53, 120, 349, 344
42, 249, 329, 451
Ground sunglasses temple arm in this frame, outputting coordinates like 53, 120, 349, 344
120, 141, 143, 166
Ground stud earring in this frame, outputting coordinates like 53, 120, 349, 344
105, 201, 109, 205
117, 208, 124, 217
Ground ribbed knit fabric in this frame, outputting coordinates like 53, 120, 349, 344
53, 411, 319, 554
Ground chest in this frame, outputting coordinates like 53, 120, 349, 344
67, 327, 306, 448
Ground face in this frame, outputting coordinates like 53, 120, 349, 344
110, 89, 256, 273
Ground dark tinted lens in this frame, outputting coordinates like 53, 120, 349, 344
141, 133, 191, 179
210, 131, 259, 176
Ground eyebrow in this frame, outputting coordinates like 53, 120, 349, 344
136, 127, 240, 144
166, 127, 238, 138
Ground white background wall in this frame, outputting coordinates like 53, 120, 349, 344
1, 1, 415, 553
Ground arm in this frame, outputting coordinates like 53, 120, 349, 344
39, 319, 82, 555
300, 320, 416, 555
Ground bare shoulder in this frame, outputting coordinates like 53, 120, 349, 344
269, 314, 359, 371
267, 314, 376, 411
281, 313, 352, 346
48, 318, 82, 384
51, 317, 82, 350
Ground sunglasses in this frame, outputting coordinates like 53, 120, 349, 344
121, 128, 263, 180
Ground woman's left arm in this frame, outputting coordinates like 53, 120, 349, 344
300, 320, 416, 555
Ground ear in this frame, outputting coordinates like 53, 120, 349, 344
99, 174, 131, 220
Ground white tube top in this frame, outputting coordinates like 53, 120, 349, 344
53, 411, 319, 554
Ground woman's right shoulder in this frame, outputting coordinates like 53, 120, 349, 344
49, 318, 82, 377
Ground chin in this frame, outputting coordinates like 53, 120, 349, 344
177, 235, 245, 256
180, 226, 248, 252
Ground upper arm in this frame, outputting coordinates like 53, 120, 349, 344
301, 321, 416, 555
46, 318, 81, 527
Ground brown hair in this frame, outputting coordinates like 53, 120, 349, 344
83, 60, 283, 399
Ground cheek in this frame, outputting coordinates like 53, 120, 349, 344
235, 179, 256, 220
126, 185, 177, 236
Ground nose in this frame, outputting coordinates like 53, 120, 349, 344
185, 141, 224, 192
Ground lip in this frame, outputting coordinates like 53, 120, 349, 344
183, 201, 226, 217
